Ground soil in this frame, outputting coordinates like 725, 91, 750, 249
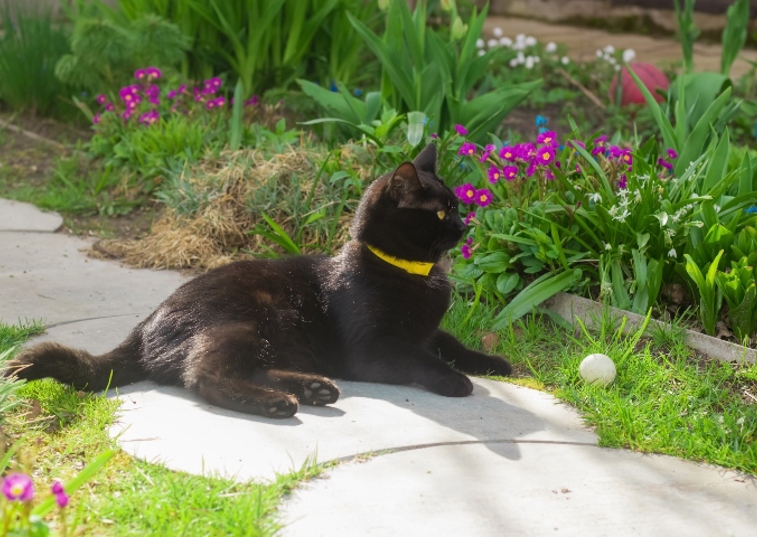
0, 112, 157, 241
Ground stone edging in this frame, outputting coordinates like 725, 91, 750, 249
543, 292, 756, 364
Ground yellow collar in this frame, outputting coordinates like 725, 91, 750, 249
366, 244, 434, 276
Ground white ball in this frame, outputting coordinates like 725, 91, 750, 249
579, 354, 616, 387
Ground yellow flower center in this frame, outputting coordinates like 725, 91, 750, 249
466, 191, 473, 198
11, 484, 23, 496
542, 152, 550, 160
480, 194, 488, 202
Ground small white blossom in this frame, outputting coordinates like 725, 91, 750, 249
714, 205, 721, 213
608, 205, 619, 216
493, 27, 503, 38
614, 64, 621, 71
517, 51, 525, 64
525, 56, 534, 70
668, 248, 677, 258
487, 38, 498, 48
545, 41, 557, 53
604, 242, 612, 251
596, 49, 603, 58
525, 36, 537, 47
499, 37, 512, 47
509, 58, 518, 67
476, 38, 485, 48
561, 56, 570, 65
613, 209, 631, 222
478, 49, 486, 57
622, 48, 636, 62
737, 417, 745, 426
604, 44, 615, 54
589, 192, 603, 204
516, 33, 526, 43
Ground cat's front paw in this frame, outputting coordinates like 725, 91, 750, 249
425, 371, 473, 397
479, 355, 513, 377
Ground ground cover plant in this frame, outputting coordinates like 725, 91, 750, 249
0, 322, 328, 536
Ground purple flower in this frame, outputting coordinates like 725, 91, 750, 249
657, 157, 673, 171
178, 84, 187, 94
119, 85, 140, 103
134, 68, 148, 80
245, 95, 260, 106
621, 151, 632, 166
455, 124, 468, 136
146, 67, 162, 79
474, 188, 492, 207
608, 145, 623, 159
514, 142, 535, 161
193, 88, 203, 102
480, 144, 496, 162
455, 183, 477, 204
139, 110, 159, 125
667, 148, 678, 159
122, 110, 133, 120
461, 242, 473, 259
536, 146, 555, 165
593, 135, 608, 147
619, 174, 628, 189
92, 113, 101, 124
51, 481, 69, 508
526, 160, 537, 177
215, 96, 226, 107
464, 212, 476, 225
545, 169, 555, 180
96, 94, 107, 105
105, 103, 115, 112
167, 90, 177, 99
144, 84, 160, 98
458, 142, 476, 157
487, 165, 502, 183
431, 133, 438, 139
503, 165, 518, 181
499, 145, 517, 162
2, 473, 34, 502
536, 130, 557, 146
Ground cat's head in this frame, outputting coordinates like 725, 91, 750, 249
352, 143, 465, 262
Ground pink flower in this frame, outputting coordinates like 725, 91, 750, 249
464, 212, 476, 225
139, 110, 159, 125
119, 85, 140, 102
51, 481, 69, 508
594, 135, 608, 147
474, 188, 492, 207
667, 148, 678, 159
96, 94, 107, 105
536, 146, 555, 165
480, 144, 496, 162
499, 145, 517, 162
244, 95, 260, 106
458, 142, 476, 157
2, 473, 34, 502
503, 165, 518, 181
545, 169, 555, 180
134, 68, 148, 80
514, 142, 535, 161
536, 130, 557, 146
105, 103, 115, 112
487, 165, 502, 183
461, 237, 474, 259
657, 157, 673, 171
619, 174, 628, 189
146, 67, 162, 79
431, 133, 438, 139
92, 113, 101, 124
621, 151, 632, 166
455, 183, 477, 204
526, 160, 537, 177
455, 124, 468, 136
167, 90, 178, 99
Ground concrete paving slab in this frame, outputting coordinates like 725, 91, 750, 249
108, 378, 597, 482
0, 231, 187, 326
281, 442, 757, 537
0, 199, 62, 232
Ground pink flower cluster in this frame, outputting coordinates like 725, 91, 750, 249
1, 473, 69, 508
92, 67, 261, 127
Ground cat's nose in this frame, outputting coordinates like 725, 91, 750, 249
453, 214, 465, 231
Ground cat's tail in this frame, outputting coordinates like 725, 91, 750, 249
4, 335, 146, 391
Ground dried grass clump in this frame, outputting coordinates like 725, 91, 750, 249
95, 144, 376, 271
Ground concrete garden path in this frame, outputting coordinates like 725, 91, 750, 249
2, 199, 756, 536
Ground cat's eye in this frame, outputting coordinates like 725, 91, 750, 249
436, 210, 446, 220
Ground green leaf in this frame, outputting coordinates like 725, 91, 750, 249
492, 269, 581, 329
496, 273, 520, 295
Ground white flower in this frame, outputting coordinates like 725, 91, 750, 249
561, 56, 570, 65
714, 204, 721, 213
613, 209, 630, 222
533, 55, 541, 63
607, 57, 617, 65
604, 242, 612, 251
545, 41, 557, 53
737, 417, 745, 426
668, 248, 677, 258
525, 56, 534, 70
622, 48, 636, 62
604, 45, 615, 54
493, 27, 503, 38
657, 212, 669, 226
517, 51, 525, 64
596, 49, 603, 58
487, 38, 498, 48
509, 58, 518, 67
589, 192, 603, 204
516, 33, 526, 43
525, 36, 537, 47
478, 49, 486, 57
499, 37, 512, 47
511, 42, 523, 51
476, 38, 485, 48
614, 64, 621, 71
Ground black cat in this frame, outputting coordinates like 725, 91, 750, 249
8, 143, 512, 418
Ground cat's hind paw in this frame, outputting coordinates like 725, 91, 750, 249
299, 378, 341, 406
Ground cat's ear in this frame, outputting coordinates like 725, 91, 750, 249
412, 143, 437, 174
389, 162, 423, 201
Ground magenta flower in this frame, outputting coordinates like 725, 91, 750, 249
431, 133, 438, 139
480, 144, 496, 162
51, 481, 69, 508
544, 169, 555, 180
139, 110, 159, 125
167, 90, 178, 99
487, 165, 502, 183
2, 473, 34, 502
667, 148, 678, 159
593, 135, 608, 147
119, 85, 140, 102
178, 84, 187, 94
122, 110, 133, 120
245, 95, 260, 106
536, 130, 557, 146
526, 160, 537, 177
536, 146, 555, 165
92, 113, 101, 124
455, 183, 477, 204
608, 145, 623, 159
619, 174, 628, 189
193, 87, 203, 102
134, 68, 148, 80
621, 151, 632, 166
474, 188, 492, 207
96, 94, 107, 105
503, 165, 518, 181
461, 243, 473, 259
458, 142, 477, 157
499, 145, 517, 162
146, 67, 162, 79
105, 103, 115, 112
657, 158, 673, 171
464, 212, 476, 225
515, 142, 535, 161
455, 124, 468, 136
215, 96, 226, 107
